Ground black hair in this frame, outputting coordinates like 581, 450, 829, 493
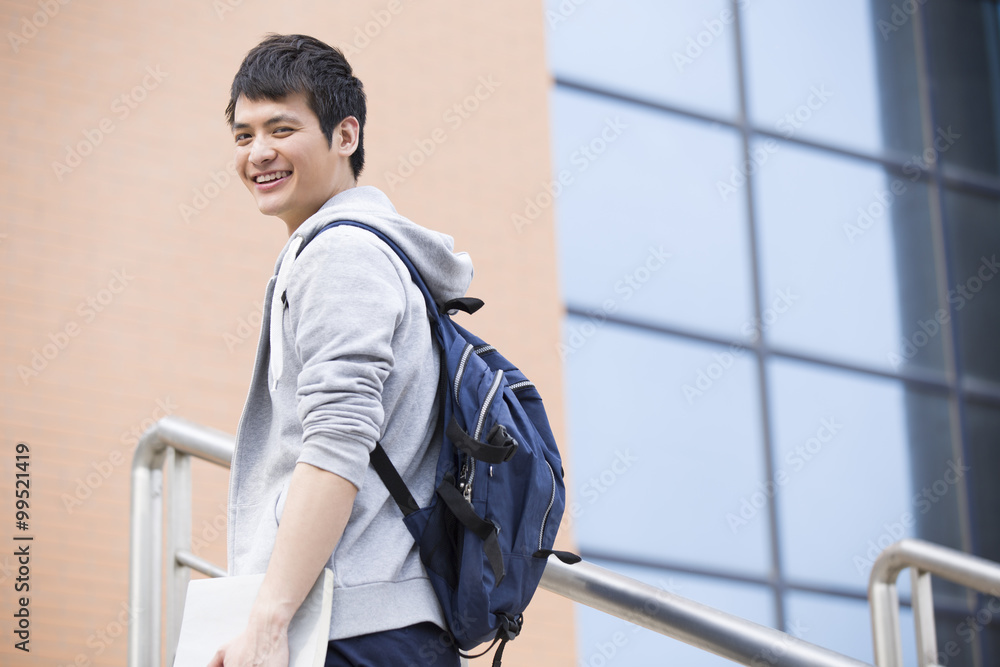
226, 34, 366, 179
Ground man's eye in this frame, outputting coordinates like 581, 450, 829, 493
274, 127, 294, 135
235, 133, 251, 144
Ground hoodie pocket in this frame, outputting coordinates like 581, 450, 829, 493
273, 479, 291, 526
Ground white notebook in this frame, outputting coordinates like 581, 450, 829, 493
173, 568, 333, 667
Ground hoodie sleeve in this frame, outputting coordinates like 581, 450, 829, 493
285, 227, 406, 490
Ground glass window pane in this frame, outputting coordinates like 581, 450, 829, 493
754, 140, 944, 374
966, 401, 1000, 564
769, 359, 947, 593
551, 87, 754, 339
743, 0, 923, 157
563, 317, 769, 575
545, 0, 738, 119
577, 560, 774, 667
926, 0, 1000, 178
944, 190, 1000, 388
784, 591, 917, 665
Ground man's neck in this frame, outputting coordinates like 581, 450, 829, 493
283, 183, 358, 236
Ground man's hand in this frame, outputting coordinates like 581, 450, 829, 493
206, 621, 290, 667
206, 462, 357, 667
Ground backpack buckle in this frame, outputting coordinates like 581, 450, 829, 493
487, 424, 518, 462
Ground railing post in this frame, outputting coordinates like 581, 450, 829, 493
869, 575, 903, 667
129, 423, 169, 667
130, 417, 233, 667
166, 449, 192, 667
910, 568, 939, 667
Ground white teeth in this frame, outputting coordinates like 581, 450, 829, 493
255, 171, 290, 183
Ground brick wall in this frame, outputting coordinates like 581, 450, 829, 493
0, 0, 576, 663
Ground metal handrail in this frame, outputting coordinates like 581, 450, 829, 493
869, 538, 1000, 667
130, 416, 871, 666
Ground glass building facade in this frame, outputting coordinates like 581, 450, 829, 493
546, 1, 1000, 664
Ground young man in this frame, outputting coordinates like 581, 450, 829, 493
209, 34, 471, 666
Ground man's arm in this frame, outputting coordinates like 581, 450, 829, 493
208, 463, 357, 666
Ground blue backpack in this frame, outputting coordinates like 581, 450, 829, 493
306, 221, 579, 664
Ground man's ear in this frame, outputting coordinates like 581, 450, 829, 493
335, 116, 360, 157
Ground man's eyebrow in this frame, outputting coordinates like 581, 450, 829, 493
232, 113, 303, 131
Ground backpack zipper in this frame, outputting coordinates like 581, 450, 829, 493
454, 344, 474, 403
464, 369, 505, 501
474, 370, 505, 441
538, 461, 557, 552
507, 380, 534, 392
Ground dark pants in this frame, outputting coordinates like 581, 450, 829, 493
324, 622, 460, 667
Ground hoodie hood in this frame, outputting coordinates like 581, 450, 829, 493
266, 185, 474, 388
272, 185, 474, 306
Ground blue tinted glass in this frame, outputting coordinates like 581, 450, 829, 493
563, 317, 769, 575
966, 402, 1000, 563
577, 559, 774, 666
551, 87, 753, 339
944, 190, 1000, 387
754, 139, 945, 374
545, 0, 738, 119
925, 0, 1000, 177
784, 591, 916, 665
742, 0, 921, 157
769, 359, 918, 593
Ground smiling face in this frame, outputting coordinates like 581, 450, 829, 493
232, 92, 359, 235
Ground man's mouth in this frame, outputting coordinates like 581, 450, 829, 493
254, 171, 291, 184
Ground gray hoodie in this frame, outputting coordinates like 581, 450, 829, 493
227, 186, 474, 640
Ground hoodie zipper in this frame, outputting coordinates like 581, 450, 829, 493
227, 280, 273, 571
538, 461, 557, 552
463, 369, 504, 502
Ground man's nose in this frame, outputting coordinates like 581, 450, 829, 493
249, 136, 276, 165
